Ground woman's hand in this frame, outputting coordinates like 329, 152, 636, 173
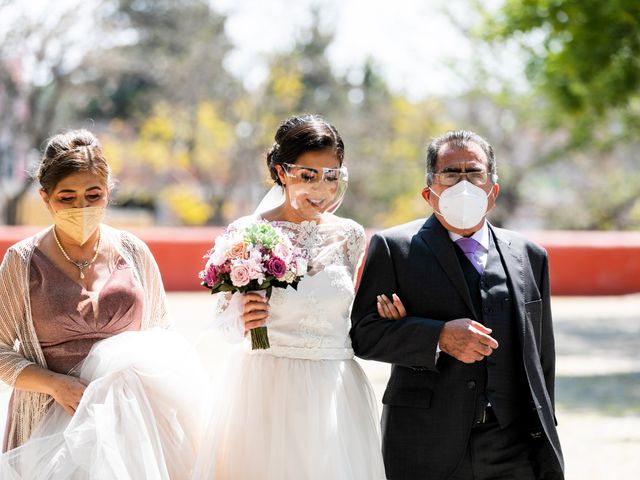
377, 293, 407, 320
15, 365, 87, 416
49, 374, 87, 416
241, 292, 270, 332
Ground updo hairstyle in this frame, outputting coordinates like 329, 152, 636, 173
266, 115, 344, 186
37, 129, 112, 194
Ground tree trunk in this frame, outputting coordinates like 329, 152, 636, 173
4, 177, 34, 225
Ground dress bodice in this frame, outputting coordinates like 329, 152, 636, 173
217, 216, 366, 360
29, 248, 144, 374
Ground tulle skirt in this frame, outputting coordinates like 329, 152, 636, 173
0, 329, 210, 480
193, 349, 386, 480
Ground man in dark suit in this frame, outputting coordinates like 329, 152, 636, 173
351, 130, 564, 480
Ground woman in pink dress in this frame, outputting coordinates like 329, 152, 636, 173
0, 129, 206, 478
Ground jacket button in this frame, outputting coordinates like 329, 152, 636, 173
467, 381, 476, 389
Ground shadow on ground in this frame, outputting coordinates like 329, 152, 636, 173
556, 372, 640, 415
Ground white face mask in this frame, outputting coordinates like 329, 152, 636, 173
52, 206, 106, 245
430, 180, 493, 230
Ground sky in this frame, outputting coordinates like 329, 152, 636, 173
212, 0, 522, 99
4, 0, 524, 98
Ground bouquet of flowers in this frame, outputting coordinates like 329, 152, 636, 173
200, 221, 309, 349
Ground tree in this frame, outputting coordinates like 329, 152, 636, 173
485, 0, 640, 146
102, 101, 240, 225
0, 0, 109, 223
479, 0, 640, 229
94, 0, 247, 225
86, 0, 241, 120
0, 0, 248, 226
422, 0, 640, 230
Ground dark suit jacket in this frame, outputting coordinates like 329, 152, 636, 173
350, 215, 564, 480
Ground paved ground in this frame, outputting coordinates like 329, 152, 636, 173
2, 294, 639, 478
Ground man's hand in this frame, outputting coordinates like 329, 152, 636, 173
438, 319, 498, 363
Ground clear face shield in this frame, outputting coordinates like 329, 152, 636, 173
281, 162, 349, 218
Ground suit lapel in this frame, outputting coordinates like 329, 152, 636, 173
418, 216, 479, 320
490, 224, 527, 342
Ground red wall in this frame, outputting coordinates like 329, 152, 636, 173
1, 226, 639, 295
526, 231, 640, 295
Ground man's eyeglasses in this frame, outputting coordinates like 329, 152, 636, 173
281, 163, 348, 184
432, 171, 496, 187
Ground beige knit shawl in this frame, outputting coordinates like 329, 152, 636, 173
0, 224, 171, 450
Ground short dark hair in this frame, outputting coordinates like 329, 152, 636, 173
425, 130, 497, 186
267, 114, 344, 186
37, 129, 113, 194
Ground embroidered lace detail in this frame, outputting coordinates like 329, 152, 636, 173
297, 289, 333, 348
296, 221, 324, 258
346, 225, 366, 276
213, 292, 231, 314
329, 267, 355, 296
268, 287, 286, 307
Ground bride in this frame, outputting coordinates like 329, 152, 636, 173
193, 115, 386, 480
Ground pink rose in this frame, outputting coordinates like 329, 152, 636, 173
273, 243, 292, 262
230, 264, 251, 287
246, 258, 265, 281
266, 256, 287, 278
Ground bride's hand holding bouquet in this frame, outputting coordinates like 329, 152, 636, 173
200, 221, 309, 349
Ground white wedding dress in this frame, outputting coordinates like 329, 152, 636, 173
193, 217, 386, 480
0, 329, 209, 479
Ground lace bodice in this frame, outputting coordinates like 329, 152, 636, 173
213, 216, 366, 360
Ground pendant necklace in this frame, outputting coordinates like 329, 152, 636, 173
53, 228, 101, 279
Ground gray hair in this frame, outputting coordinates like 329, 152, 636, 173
425, 130, 497, 186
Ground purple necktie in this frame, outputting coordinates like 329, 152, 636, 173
455, 237, 484, 274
